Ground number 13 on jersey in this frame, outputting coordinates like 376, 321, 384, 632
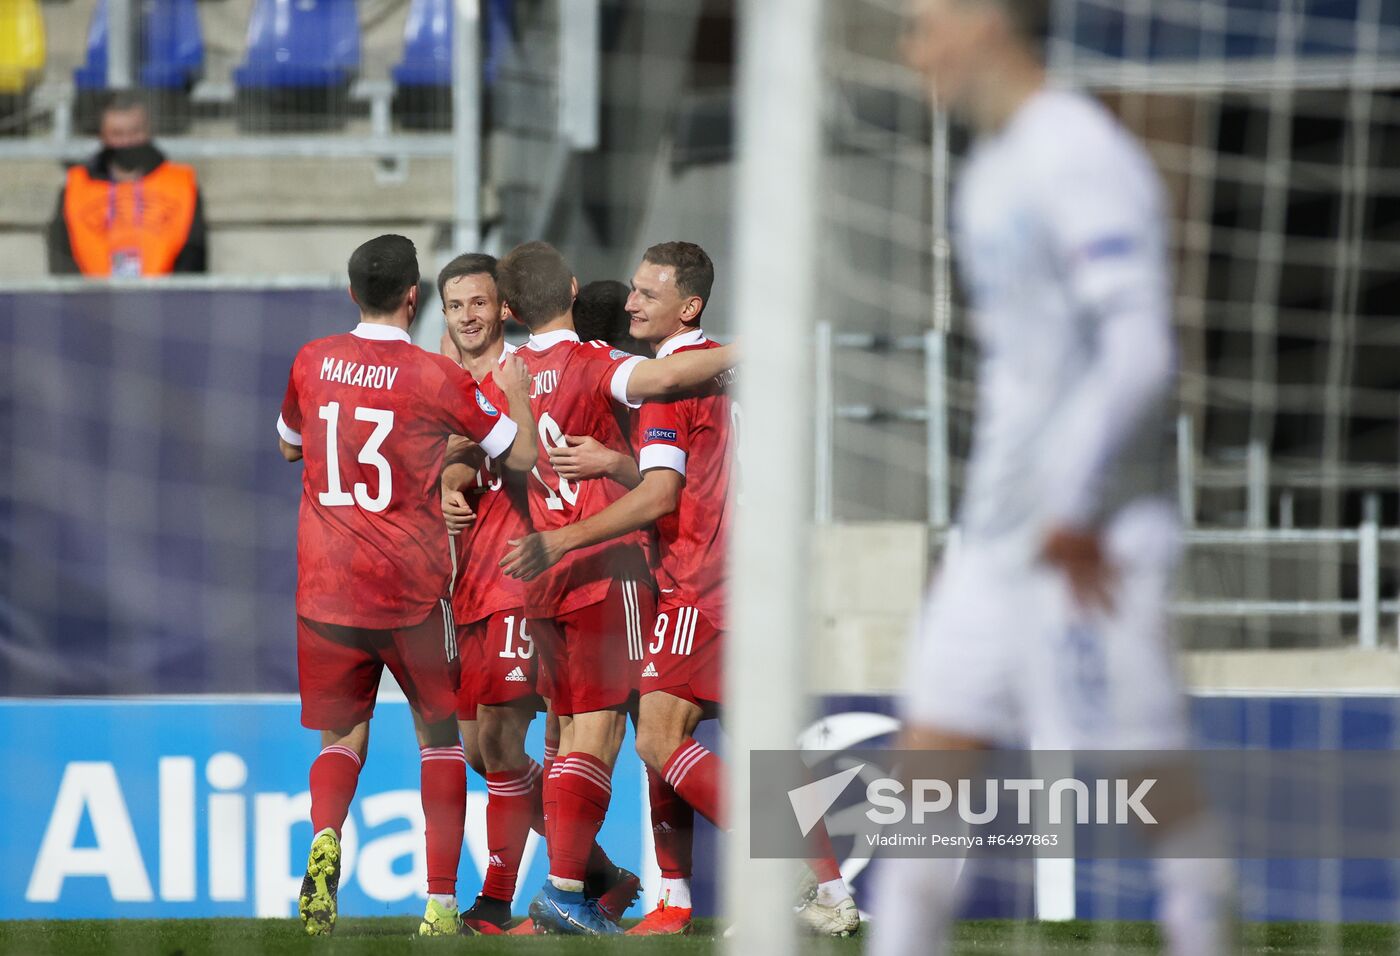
318, 401, 394, 512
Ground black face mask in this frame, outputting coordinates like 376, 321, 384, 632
104, 142, 162, 174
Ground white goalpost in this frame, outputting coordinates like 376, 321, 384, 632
725, 0, 825, 953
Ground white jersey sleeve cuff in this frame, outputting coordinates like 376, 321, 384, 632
609, 355, 647, 409
477, 416, 519, 461
276, 414, 302, 446
639, 444, 687, 476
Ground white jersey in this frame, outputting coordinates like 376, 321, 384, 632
954, 88, 1174, 552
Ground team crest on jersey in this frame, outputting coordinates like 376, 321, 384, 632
645, 427, 678, 443
475, 389, 500, 416
609, 349, 630, 360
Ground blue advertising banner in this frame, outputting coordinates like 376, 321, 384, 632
0, 698, 644, 920
4, 693, 1400, 921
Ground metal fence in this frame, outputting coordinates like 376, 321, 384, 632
813, 322, 1400, 651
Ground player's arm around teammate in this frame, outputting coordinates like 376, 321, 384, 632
441, 451, 480, 538
545, 279, 650, 491
621, 338, 737, 403
433, 359, 537, 542
485, 353, 539, 472
547, 435, 642, 490
500, 469, 678, 580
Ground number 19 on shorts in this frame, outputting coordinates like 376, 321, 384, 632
499, 615, 534, 660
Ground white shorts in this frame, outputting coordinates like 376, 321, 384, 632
903, 501, 1189, 751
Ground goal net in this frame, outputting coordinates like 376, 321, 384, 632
775, 0, 1400, 951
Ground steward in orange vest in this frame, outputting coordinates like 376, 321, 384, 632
48, 141, 207, 276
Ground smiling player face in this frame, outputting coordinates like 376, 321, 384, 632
442, 272, 504, 358
626, 260, 698, 346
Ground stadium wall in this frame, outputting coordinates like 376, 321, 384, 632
0, 283, 340, 696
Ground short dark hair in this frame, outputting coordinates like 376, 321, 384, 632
574, 279, 647, 355
347, 234, 420, 316
437, 252, 498, 304
642, 241, 714, 317
982, 0, 1049, 47
496, 241, 575, 330
101, 90, 149, 117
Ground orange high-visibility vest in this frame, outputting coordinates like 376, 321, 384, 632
63, 161, 198, 277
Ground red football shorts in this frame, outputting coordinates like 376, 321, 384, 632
297, 600, 460, 729
639, 603, 722, 707
532, 578, 654, 716
455, 609, 542, 718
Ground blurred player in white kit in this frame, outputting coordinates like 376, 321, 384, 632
870, 1, 1234, 953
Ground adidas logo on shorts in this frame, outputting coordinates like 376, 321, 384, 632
505, 666, 527, 682
642, 662, 659, 679
488, 854, 505, 867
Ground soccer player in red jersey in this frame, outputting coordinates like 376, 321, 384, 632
276, 235, 538, 938
433, 254, 640, 933
490, 241, 737, 935
503, 242, 859, 937
573, 278, 649, 356
436, 253, 543, 933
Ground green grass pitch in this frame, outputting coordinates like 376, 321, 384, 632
0, 919, 1396, 954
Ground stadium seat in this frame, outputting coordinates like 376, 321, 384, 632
391, 0, 451, 129
72, 0, 203, 133
483, 0, 514, 87
391, 0, 515, 130
393, 0, 452, 89
0, 0, 45, 136
0, 0, 44, 95
234, 0, 361, 132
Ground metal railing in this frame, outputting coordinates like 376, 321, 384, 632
923, 517, 1397, 650
812, 324, 952, 525
1173, 515, 1395, 649
812, 324, 1399, 648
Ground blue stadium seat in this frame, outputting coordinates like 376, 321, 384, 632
390, 0, 513, 129
390, 0, 449, 129
73, 0, 204, 91
71, 0, 202, 133
143, 0, 203, 89
233, 0, 360, 90
392, 0, 451, 89
233, 0, 360, 131
391, 0, 514, 87
483, 0, 514, 87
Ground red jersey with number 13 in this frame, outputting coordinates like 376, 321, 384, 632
278, 323, 518, 630
636, 331, 734, 630
517, 329, 651, 617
